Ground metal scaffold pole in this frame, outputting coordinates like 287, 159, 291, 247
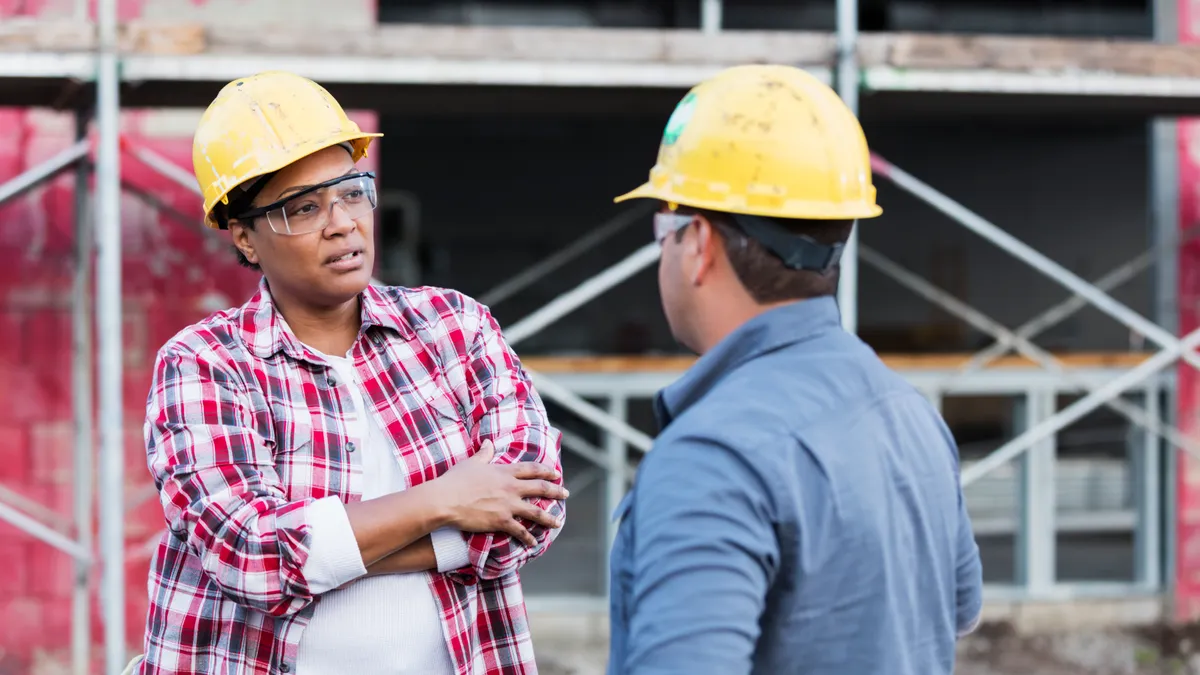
72, 109, 95, 675
836, 0, 860, 333
97, 0, 126, 669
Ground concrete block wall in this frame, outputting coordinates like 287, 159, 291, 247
0, 1, 379, 673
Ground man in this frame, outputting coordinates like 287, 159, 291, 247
606, 64, 984, 675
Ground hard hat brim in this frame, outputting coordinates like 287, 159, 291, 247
204, 130, 383, 229
614, 181, 883, 220
613, 182, 656, 205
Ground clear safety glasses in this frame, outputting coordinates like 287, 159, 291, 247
235, 171, 378, 236
653, 211, 696, 245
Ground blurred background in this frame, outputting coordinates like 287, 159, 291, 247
2, 0, 1199, 673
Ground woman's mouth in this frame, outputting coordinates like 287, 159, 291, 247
325, 249, 364, 271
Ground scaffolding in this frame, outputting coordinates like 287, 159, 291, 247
0, 0, 1197, 673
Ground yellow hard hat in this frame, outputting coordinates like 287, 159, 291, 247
192, 70, 383, 229
616, 64, 881, 220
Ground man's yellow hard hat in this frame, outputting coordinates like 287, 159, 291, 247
192, 71, 383, 229
616, 64, 882, 221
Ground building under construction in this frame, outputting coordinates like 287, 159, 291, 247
2, 0, 1200, 672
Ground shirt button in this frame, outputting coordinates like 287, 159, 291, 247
346, 441, 356, 453
327, 374, 338, 387
280, 664, 291, 673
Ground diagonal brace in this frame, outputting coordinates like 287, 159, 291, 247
480, 202, 655, 307
962, 250, 1152, 374
504, 242, 661, 347
872, 153, 1200, 483
961, 224, 1200, 375
0, 140, 89, 207
859, 245, 1200, 459
872, 153, 1200, 376
528, 370, 655, 453
962, 326, 1200, 487
0, 495, 92, 562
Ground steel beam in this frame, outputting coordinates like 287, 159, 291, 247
1151, 0, 1181, 604
504, 242, 660, 347
859, 245, 1200, 459
836, 0, 860, 333
0, 140, 88, 207
873, 153, 1200, 375
1018, 389, 1057, 592
962, 225, 1200, 374
961, 326, 1200, 488
961, 250, 1153, 373
701, 0, 723, 33
122, 136, 201, 196
96, 0, 126, 668
1135, 380, 1163, 588
0, 497, 91, 561
71, 109, 94, 675
0, 483, 70, 531
526, 371, 654, 453
480, 203, 653, 307
603, 394, 628, 597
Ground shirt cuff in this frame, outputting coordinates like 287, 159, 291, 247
302, 496, 367, 594
430, 527, 471, 573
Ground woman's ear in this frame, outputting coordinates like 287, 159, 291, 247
229, 222, 260, 267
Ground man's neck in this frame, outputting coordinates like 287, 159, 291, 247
274, 292, 363, 357
693, 296, 796, 355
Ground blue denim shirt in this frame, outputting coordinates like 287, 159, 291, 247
607, 297, 983, 675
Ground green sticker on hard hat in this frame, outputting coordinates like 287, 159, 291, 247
662, 92, 698, 146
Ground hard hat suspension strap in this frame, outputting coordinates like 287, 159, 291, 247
732, 214, 848, 274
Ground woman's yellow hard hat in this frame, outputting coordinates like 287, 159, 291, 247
616, 64, 882, 221
192, 71, 383, 229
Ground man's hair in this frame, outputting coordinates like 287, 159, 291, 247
676, 206, 854, 304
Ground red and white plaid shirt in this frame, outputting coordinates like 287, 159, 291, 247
139, 279, 565, 675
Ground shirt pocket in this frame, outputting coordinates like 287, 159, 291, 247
271, 421, 321, 501
389, 393, 473, 479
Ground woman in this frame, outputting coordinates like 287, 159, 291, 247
135, 71, 568, 675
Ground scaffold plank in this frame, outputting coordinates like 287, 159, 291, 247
5, 23, 1200, 106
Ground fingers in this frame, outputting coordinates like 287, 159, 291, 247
498, 518, 537, 547
513, 501, 564, 531
516, 477, 569, 502
508, 461, 561, 482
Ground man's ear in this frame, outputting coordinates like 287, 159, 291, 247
229, 222, 260, 267
688, 215, 721, 286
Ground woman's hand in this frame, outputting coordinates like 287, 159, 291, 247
432, 440, 568, 547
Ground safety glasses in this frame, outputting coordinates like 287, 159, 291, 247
235, 171, 378, 236
653, 211, 696, 245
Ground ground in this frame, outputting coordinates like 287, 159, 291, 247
531, 621, 1200, 675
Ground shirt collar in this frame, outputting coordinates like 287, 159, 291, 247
238, 277, 413, 361
655, 296, 842, 429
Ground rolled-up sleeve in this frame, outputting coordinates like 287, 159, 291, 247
145, 345, 321, 618
301, 496, 368, 594
431, 527, 471, 573
622, 433, 779, 675
443, 297, 565, 585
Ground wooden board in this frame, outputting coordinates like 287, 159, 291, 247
521, 352, 1153, 374
0, 19, 207, 55
7, 20, 1200, 80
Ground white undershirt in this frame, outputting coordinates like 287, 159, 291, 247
296, 352, 470, 675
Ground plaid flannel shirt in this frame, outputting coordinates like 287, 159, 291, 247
139, 279, 565, 675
